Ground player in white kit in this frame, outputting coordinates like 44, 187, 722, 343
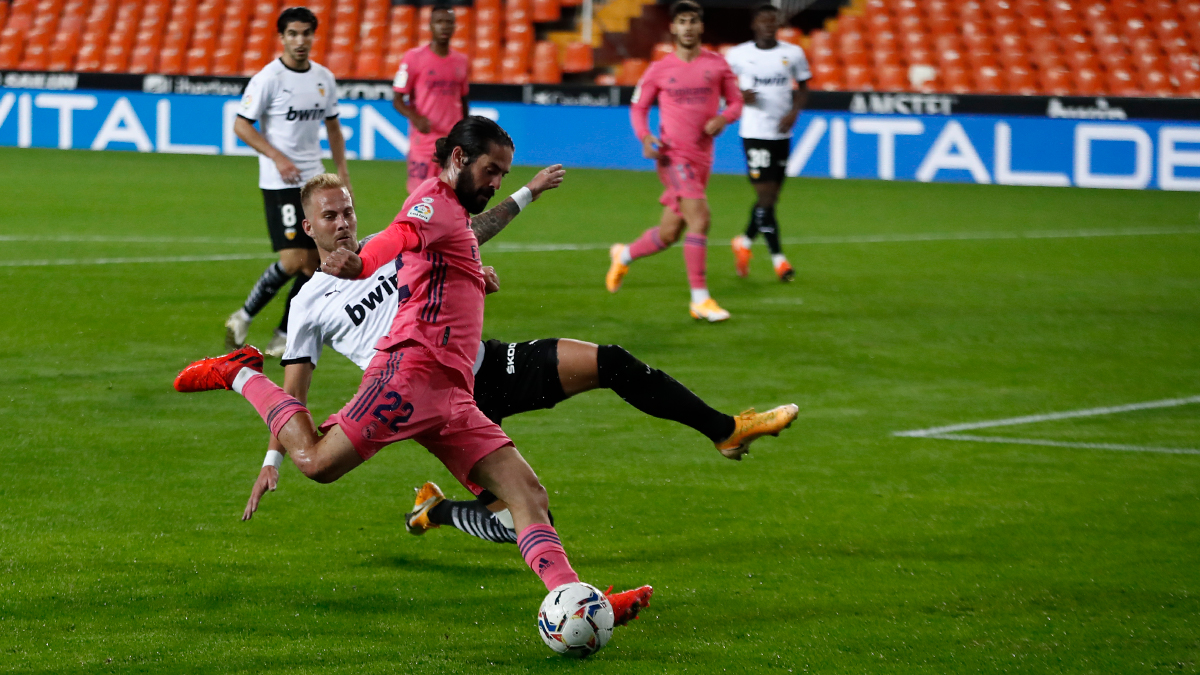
725, 3, 810, 283
226, 7, 352, 357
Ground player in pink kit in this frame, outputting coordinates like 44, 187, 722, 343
606, 0, 743, 322
392, 4, 470, 193
174, 117, 653, 626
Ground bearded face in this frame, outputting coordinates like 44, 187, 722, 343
454, 157, 499, 214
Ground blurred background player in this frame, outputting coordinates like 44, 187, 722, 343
607, 0, 743, 323
726, 3, 810, 282
227, 7, 352, 356
392, 4, 470, 194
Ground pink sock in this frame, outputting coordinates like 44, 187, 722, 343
238, 372, 309, 438
626, 227, 669, 261
683, 234, 708, 289
517, 524, 580, 591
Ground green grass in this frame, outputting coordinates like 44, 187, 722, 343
2, 147, 1199, 674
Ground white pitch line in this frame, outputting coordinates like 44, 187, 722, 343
894, 395, 1200, 438
0, 253, 277, 268
3, 226, 1196, 252
919, 433, 1200, 456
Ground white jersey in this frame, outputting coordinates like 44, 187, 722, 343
282, 260, 487, 376
724, 41, 810, 140
238, 58, 340, 190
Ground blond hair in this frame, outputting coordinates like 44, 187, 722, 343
300, 173, 348, 212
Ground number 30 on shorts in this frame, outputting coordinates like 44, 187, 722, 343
747, 148, 771, 169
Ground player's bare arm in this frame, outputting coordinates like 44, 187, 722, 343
392, 95, 432, 134
243, 361, 314, 520
324, 117, 353, 197
778, 80, 808, 134
703, 116, 727, 136
234, 116, 301, 183
641, 135, 663, 159
470, 164, 565, 245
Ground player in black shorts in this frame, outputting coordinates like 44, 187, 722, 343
402, 337, 798, 544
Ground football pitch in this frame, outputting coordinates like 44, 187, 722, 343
2, 146, 1199, 673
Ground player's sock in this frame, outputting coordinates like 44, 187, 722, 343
759, 206, 783, 256
518, 523, 579, 591
232, 369, 308, 438
242, 262, 293, 318
626, 227, 668, 261
277, 272, 312, 332
772, 254, 788, 268
428, 500, 518, 544
683, 233, 708, 290
597, 344, 737, 443
745, 204, 768, 241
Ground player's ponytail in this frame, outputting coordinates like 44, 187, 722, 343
432, 116, 515, 170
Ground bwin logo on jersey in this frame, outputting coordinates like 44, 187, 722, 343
753, 74, 790, 87
343, 274, 400, 326
286, 106, 326, 121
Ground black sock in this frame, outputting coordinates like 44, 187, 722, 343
242, 262, 292, 318
428, 500, 517, 544
278, 272, 311, 332
744, 204, 766, 241
758, 205, 783, 255
597, 344, 736, 444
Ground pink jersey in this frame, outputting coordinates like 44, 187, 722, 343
355, 178, 485, 389
393, 45, 470, 150
631, 50, 743, 165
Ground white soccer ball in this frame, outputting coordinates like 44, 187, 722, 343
536, 582, 615, 658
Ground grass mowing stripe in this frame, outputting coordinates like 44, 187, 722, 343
915, 433, 1200, 456
895, 395, 1200, 437
0, 253, 278, 267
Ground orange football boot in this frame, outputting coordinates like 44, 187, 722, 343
715, 404, 799, 460
774, 259, 795, 282
606, 244, 630, 293
732, 236, 752, 278
605, 585, 653, 626
173, 345, 263, 392
405, 482, 445, 535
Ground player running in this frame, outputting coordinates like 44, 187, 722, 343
239, 177, 799, 546
606, 0, 743, 322
176, 117, 652, 624
725, 3, 810, 282
227, 7, 351, 357
392, 4, 470, 194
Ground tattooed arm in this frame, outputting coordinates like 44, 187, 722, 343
470, 163, 566, 245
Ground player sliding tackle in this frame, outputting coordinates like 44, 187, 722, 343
239, 170, 800, 544
175, 117, 651, 625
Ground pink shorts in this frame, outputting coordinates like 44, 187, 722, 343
656, 155, 711, 216
321, 342, 512, 495
406, 143, 439, 193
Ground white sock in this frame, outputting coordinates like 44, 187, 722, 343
231, 368, 261, 395
736, 235, 752, 249
619, 246, 632, 265
771, 254, 788, 267
690, 288, 710, 304
234, 308, 252, 323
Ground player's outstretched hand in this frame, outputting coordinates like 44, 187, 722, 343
703, 116, 728, 137
483, 266, 500, 294
527, 164, 565, 200
275, 155, 302, 184
243, 465, 279, 521
321, 247, 363, 278
642, 135, 663, 160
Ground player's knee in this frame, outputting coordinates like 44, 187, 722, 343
659, 228, 682, 246
596, 344, 639, 387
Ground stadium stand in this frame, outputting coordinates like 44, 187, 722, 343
0, 0, 1196, 96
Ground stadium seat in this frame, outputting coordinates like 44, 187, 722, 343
1006, 63, 1038, 94
48, 40, 77, 71
974, 64, 1004, 93
617, 57, 647, 86
327, 49, 354, 79
940, 66, 972, 93
844, 63, 872, 90
777, 26, 802, 46
500, 56, 530, 84
809, 61, 842, 90
19, 42, 49, 70
212, 46, 240, 75
471, 53, 499, 82
417, 5, 432, 45
877, 63, 907, 91
1110, 0, 1144, 22
354, 49, 382, 79
474, 6, 500, 41
1107, 66, 1141, 95
562, 40, 592, 72
158, 44, 185, 74
186, 46, 212, 75
532, 0, 559, 23
1040, 66, 1072, 94
531, 52, 561, 84
1141, 68, 1175, 96
958, 0, 986, 22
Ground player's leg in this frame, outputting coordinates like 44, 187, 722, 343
677, 195, 728, 322
228, 189, 303, 350
759, 139, 793, 281
406, 481, 521, 543
733, 139, 762, 278
607, 207, 684, 293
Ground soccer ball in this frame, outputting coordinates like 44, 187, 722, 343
536, 582, 614, 658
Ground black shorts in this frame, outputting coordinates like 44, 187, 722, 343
262, 188, 317, 251
473, 338, 567, 425
742, 138, 791, 184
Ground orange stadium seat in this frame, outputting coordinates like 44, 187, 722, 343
877, 63, 907, 91
20, 42, 50, 70
355, 49, 382, 79
974, 64, 1003, 93
418, 5, 432, 44
471, 53, 499, 83
618, 56, 647, 85
327, 49, 354, 79
1108, 66, 1141, 95
531, 44, 561, 83
129, 44, 158, 72
809, 61, 842, 90
1006, 63, 1038, 94
186, 46, 212, 75
777, 26, 802, 46
844, 63, 872, 89
562, 40, 592, 72
212, 46, 240, 74
1040, 66, 1073, 94
1072, 65, 1103, 94
1141, 68, 1175, 95
532, 0, 559, 23
475, 6, 500, 41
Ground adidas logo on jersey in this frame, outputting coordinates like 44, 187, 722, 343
286, 106, 327, 121
343, 274, 400, 326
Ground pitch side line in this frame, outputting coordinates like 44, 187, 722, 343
913, 433, 1200, 455
2, 226, 1197, 251
894, 395, 1200, 437
0, 253, 278, 267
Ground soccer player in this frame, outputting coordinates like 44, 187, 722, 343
239, 178, 799, 545
176, 117, 652, 624
227, 7, 351, 357
725, 4, 810, 282
606, 0, 743, 322
392, 4, 470, 194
